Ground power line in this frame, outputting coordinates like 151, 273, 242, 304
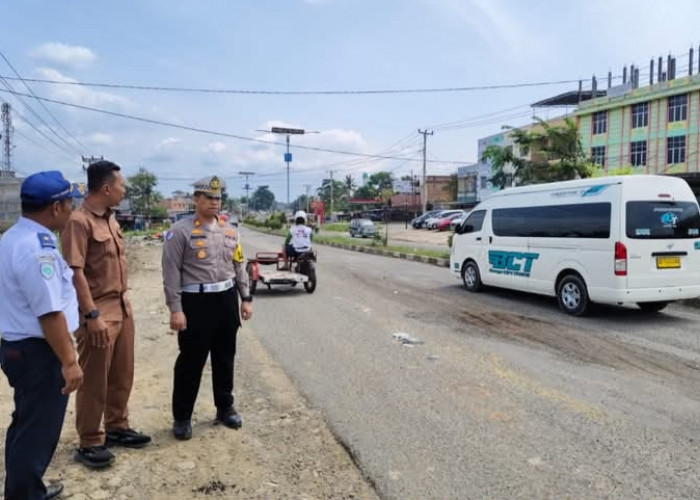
0, 48, 90, 154
0, 88, 468, 165
0, 75, 583, 95
0, 95, 77, 159
0, 76, 81, 157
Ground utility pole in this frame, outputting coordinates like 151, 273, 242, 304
81, 155, 104, 171
418, 129, 433, 215
328, 170, 336, 215
266, 127, 317, 209
1, 103, 12, 173
239, 171, 255, 214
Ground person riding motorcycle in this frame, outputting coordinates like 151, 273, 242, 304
282, 211, 313, 269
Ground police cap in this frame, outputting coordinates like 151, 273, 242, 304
192, 175, 225, 197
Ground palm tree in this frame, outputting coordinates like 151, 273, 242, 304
344, 175, 357, 196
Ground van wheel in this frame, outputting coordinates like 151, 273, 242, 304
638, 301, 669, 313
462, 261, 482, 292
557, 275, 589, 316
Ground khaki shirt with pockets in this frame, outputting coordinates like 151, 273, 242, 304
162, 216, 250, 313
60, 201, 131, 321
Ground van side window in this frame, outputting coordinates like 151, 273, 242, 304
492, 203, 611, 238
461, 210, 485, 234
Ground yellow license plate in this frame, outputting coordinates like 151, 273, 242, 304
656, 256, 681, 269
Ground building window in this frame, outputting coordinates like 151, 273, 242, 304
631, 102, 649, 128
480, 176, 488, 189
591, 146, 606, 166
668, 94, 688, 122
592, 111, 607, 135
630, 140, 647, 166
667, 136, 686, 164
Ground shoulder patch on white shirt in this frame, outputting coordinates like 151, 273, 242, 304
39, 260, 56, 280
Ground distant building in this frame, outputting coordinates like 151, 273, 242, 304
0, 171, 21, 229
162, 191, 194, 218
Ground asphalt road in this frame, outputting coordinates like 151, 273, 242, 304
243, 228, 700, 499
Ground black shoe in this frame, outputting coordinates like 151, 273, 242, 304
74, 445, 114, 469
44, 481, 64, 499
173, 419, 192, 440
106, 428, 152, 449
216, 408, 242, 429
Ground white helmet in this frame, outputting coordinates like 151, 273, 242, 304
294, 210, 307, 222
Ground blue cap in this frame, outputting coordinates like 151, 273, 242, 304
21, 170, 75, 204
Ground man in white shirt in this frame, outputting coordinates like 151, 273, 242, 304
0, 171, 83, 500
282, 211, 313, 267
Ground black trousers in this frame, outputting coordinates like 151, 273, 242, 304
172, 288, 240, 421
1, 338, 68, 500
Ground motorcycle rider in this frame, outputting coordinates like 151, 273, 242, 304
282, 211, 313, 269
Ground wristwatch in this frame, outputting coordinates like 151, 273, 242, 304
84, 309, 100, 320
241, 296, 253, 303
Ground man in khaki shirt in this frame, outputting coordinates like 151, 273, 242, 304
162, 175, 253, 440
61, 160, 151, 469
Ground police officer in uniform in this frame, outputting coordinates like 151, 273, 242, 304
0, 171, 84, 500
162, 176, 253, 440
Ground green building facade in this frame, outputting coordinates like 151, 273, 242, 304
577, 75, 700, 180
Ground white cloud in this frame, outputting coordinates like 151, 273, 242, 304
29, 42, 96, 69
88, 133, 113, 145
145, 137, 183, 163
35, 67, 130, 110
201, 141, 228, 166
203, 141, 227, 154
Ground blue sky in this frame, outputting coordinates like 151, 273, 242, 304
3, 0, 700, 202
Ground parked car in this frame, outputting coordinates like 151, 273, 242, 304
450, 211, 471, 231
349, 218, 376, 238
411, 210, 442, 229
425, 210, 464, 229
435, 212, 466, 231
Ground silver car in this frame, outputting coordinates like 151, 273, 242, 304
349, 218, 376, 238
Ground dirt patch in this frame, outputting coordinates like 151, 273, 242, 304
0, 242, 377, 500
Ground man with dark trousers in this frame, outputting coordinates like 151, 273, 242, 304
162, 175, 253, 440
0, 171, 84, 500
61, 160, 151, 469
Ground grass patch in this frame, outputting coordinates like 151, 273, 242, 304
242, 224, 287, 237
245, 224, 449, 260
315, 234, 449, 260
320, 222, 350, 232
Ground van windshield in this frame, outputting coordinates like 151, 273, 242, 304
626, 201, 700, 239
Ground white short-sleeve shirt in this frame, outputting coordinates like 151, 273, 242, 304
0, 217, 79, 341
289, 224, 312, 252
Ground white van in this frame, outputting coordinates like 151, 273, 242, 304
450, 175, 700, 315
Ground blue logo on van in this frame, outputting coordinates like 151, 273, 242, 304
581, 184, 610, 197
660, 212, 678, 226
488, 251, 540, 277
694, 241, 700, 250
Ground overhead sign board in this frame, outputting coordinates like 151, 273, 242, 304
271, 127, 305, 135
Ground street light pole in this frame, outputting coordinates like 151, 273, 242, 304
266, 126, 318, 213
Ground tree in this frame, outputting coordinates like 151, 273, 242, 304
482, 118, 594, 190
344, 175, 357, 196
126, 167, 163, 220
316, 179, 348, 212
368, 172, 393, 191
354, 184, 377, 199
250, 186, 275, 211
442, 173, 458, 201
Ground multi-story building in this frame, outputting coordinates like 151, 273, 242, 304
577, 75, 700, 181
